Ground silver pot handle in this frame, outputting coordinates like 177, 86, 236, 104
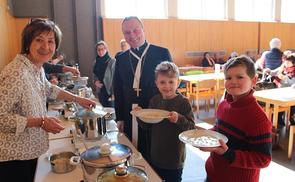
70, 156, 81, 165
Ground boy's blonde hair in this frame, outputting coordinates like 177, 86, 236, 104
155, 61, 179, 79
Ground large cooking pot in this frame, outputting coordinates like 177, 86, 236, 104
74, 108, 113, 140
70, 143, 132, 182
97, 165, 148, 182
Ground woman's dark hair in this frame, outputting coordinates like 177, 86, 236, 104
203, 52, 209, 57
286, 53, 295, 64
21, 18, 62, 54
223, 55, 256, 78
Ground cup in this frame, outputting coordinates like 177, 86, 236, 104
214, 64, 220, 73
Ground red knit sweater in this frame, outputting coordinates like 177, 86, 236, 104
205, 91, 272, 182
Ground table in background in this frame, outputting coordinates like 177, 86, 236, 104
254, 87, 295, 128
179, 72, 224, 96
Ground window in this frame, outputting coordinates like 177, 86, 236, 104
235, 0, 274, 22
103, 0, 167, 18
177, 0, 226, 20
281, 0, 295, 22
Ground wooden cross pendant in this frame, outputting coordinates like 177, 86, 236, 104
134, 88, 142, 97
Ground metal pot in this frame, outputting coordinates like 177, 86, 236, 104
73, 76, 89, 87
96, 165, 148, 182
74, 108, 113, 140
49, 151, 77, 174
70, 143, 132, 182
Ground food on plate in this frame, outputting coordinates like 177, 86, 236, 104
100, 143, 111, 154
139, 112, 167, 119
188, 135, 219, 147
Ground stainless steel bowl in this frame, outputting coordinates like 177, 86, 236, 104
49, 151, 77, 174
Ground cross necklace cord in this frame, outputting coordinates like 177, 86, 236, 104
128, 43, 150, 97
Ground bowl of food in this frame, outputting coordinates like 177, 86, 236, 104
179, 129, 228, 148
130, 109, 169, 123
49, 151, 77, 174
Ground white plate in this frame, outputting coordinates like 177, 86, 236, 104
130, 109, 169, 123
179, 129, 228, 148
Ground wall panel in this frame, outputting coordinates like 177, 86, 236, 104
0, 0, 28, 71
102, 18, 260, 66
260, 22, 295, 51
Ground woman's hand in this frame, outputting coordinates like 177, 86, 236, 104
199, 139, 228, 155
117, 121, 124, 132
41, 117, 65, 134
168, 111, 178, 123
94, 80, 103, 88
133, 106, 142, 111
76, 96, 96, 109
65, 66, 80, 76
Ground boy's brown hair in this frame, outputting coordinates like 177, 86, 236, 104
155, 61, 179, 79
224, 55, 256, 78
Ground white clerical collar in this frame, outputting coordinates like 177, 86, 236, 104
132, 42, 148, 52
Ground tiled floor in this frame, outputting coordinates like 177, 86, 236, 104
181, 106, 295, 182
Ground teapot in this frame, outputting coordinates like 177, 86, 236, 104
74, 107, 113, 140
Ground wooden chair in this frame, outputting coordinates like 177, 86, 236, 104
217, 78, 225, 102
177, 87, 188, 96
189, 79, 218, 118
288, 125, 295, 159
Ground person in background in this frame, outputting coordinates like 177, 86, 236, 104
264, 53, 295, 125
228, 51, 238, 60
115, 39, 130, 57
51, 54, 64, 65
0, 19, 95, 182
201, 52, 215, 67
200, 56, 272, 182
213, 52, 226, 65
93, 40, 116, 107
43, 62, 80, 85
245, 50, 256, 62
256, 38, 283, 70
134, 61, 195, 182
114, 16, 172, 161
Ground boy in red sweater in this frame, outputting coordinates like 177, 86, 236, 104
200, 56, 272, 182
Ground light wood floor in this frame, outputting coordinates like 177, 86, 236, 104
181, 106, 295, 182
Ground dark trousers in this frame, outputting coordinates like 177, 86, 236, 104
152, 165, 183, 182
0, 158, 38, 182
137, 126, 151, 163
98, 86, 112, 107
290, 106, 295, 125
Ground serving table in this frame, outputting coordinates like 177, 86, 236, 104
34, 110, 162, 182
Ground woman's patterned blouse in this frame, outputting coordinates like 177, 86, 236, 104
0, 54, 61, 161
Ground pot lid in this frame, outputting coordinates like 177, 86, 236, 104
97, 166, 148, 182
76, 106, 112, 119
75, 108, 101, 119
80, 144, 131, 167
